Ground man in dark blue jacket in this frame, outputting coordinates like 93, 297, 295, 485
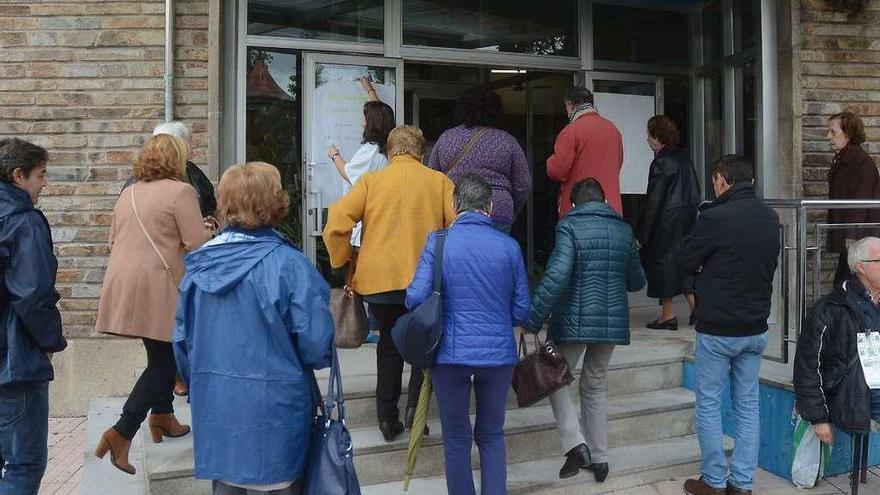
0, 138, 66, 495
676, 155, 780, 495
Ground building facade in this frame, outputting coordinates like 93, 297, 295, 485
0, 0, 876, 415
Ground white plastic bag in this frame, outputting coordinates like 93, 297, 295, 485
791, 414, 831, 488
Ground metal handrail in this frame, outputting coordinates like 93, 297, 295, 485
763, 198, 880, 363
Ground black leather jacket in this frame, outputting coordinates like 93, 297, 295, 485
794, 277, 875, 433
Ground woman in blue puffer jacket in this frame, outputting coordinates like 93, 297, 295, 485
406, 173, 531, 495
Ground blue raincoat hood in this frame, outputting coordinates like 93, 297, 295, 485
184, 227, 289, 294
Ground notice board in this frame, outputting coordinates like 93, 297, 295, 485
594, 92, 656, 194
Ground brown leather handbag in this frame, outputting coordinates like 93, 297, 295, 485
511, 333, 575, 407
329, 256, 369, 348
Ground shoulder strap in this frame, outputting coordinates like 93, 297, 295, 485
444, 127, 489, 175
432, 230, 448, 294
130, 184, 176, 288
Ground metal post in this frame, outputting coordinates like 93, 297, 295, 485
164, 0, 175, 122
797, 204, 806, 339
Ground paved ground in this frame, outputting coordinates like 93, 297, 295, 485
39, 417, 86, 495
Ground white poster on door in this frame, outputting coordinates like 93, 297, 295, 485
310, 65, 396, 208
594, 92, 655, 194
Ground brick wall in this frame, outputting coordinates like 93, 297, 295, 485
0, 1, 210, 338
800, 0, 880, 197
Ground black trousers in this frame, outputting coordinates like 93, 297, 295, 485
370, 303, 423, 424
835, 250, 851, 288
114, 338, 176, 440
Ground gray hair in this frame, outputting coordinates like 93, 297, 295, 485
453, 173, 492, 214
848, 237, 880, 272
153, 121, 191, 141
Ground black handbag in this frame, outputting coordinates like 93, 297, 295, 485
304, 348, 362, 495
391, 230, 447, 369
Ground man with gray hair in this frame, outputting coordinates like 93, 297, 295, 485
795, 236, 880, 448
124, 121, 216, 220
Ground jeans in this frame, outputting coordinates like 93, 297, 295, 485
115, 338, 176, 440
548, 343, 615, 461
432, 364, 514, 495
370, 304, 423, 424
0, 381, 49, 495
695, 331, 768, 491
212, 480, 302, 495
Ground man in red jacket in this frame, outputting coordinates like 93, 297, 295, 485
547, 87, 624, 217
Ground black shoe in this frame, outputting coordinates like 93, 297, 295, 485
404, 406, 430, 436
585, 462, 609, 483
378, 421, 404, 442
647, 317, 678, 330
689, 313, 696, 326
559, 443, 591, 479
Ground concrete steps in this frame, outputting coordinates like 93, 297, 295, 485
362, 434, 734, 495
80, 334, 701, 494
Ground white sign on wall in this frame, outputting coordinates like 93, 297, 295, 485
310, 64, 396, 208
594, 92, 656, 194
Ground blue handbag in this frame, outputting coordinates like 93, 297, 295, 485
304, 348, 361, 495
391, 229, 447, 369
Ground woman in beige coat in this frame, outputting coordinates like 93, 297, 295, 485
94, 134, 211, 475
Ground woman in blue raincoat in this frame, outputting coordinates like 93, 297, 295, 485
173, 162, 334, 495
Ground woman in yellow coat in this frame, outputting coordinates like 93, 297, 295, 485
323, 125, 456, 442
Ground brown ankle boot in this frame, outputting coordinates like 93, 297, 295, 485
94, 427, 136, 475
148, 413, 191, 443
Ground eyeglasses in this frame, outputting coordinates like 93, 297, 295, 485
861, 259, 880, 264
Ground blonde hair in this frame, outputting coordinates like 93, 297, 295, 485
133, 134, 189, 182
386, 125, 426, 159
218, 162, 289, 229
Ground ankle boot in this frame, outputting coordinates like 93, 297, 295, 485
586, 462, 609, 482
148, 413, 191, 443
94, 427, 136, 475
404, 406, 430, 436
559, 443, 591, 479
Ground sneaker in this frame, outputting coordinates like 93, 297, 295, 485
683, 478, 726, 495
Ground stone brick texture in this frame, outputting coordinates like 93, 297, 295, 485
800, 0, 880, 198
0, 1, 209, 338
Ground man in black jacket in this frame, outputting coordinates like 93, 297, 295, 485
675, 155, 780, 495
0, 138, 67, 494
794, 236, 880, 446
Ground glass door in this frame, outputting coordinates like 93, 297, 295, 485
302, 54, 404, 278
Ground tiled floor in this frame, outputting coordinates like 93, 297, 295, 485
39, 417, 87, 495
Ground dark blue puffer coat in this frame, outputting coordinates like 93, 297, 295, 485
406, 212, 530, 367
526, 201, 645, 345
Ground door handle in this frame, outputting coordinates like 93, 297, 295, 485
309, 189, 323, 237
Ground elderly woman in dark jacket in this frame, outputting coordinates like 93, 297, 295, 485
827, 111, 880, 286
526, 179, 645, 483
639, 115, 701, 330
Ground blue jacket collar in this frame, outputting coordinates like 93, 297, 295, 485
567, 201, 620, 219
0, 182, 33, 219
453, 211, 493, 227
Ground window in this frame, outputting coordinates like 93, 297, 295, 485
403, 0, 578, 57
247, 0, 384, 43
734, 0, 757, 52
592, 4, 689, 67
244, 48, 303, 246
701, 1, 722, 64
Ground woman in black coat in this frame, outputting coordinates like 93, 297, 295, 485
638, 115, 701, 330
826, 110, 880, 286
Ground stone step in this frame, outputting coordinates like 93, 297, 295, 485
325, 338, 689, 428
349, 387, 695, 485
79, 397, 149, 495
361, 434, 734, 495
141, 387, 696, 490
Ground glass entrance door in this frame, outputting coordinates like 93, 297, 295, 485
302, 54, 403, 277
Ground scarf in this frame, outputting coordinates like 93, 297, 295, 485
568, 102, 596, 123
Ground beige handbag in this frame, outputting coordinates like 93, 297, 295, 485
329, 254, 369, 348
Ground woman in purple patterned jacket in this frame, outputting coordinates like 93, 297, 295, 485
428, 86, 532, 234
